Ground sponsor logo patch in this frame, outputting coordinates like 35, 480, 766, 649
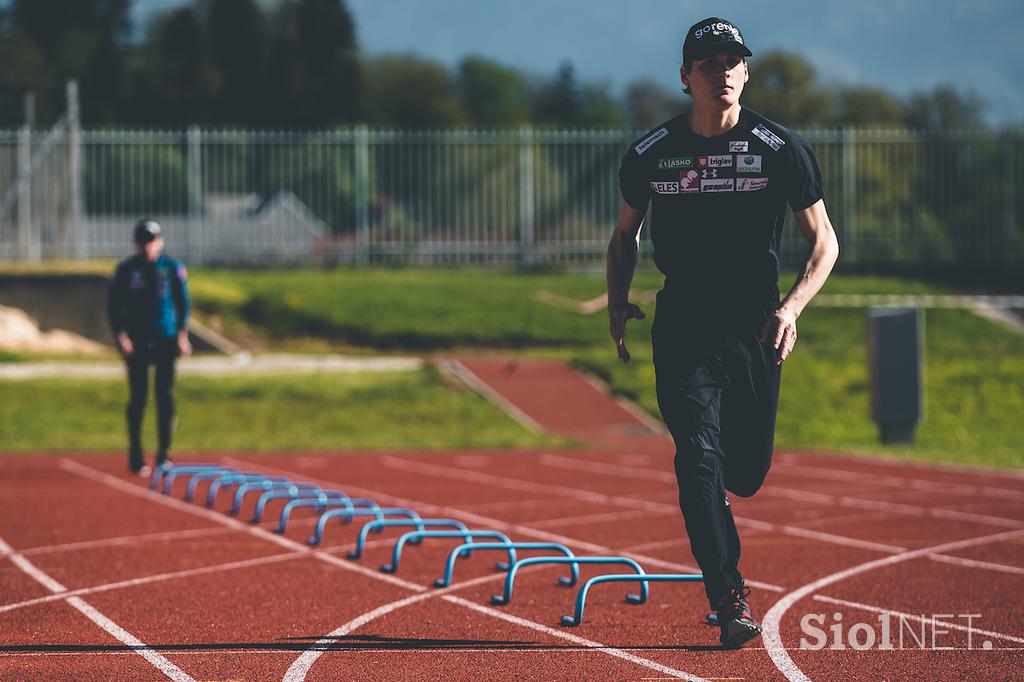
650, 180, 679, 194
701, 178, 735, 193
729, 140, 749, 152
736, 177, 769, 192
679, 169, 700, 193
129, 270, 145, 290
736, 154, 762, 173
634, 127, 668, 155
698, 154, 732, 168
657, 156, 694, 170
694, 21, 743, 43
701, 168, 719, 179
752, 124, 785, 152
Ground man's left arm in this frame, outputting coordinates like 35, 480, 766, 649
171, 260, 193, 357
761, 198, 840, 365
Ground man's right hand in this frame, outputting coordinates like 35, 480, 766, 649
608, 301, 646, 363
116, 332, 134, 358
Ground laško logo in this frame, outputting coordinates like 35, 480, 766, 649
657, 157, 694, 170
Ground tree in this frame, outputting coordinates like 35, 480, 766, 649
362, 54, 466, 128
125, 7, 221, 126
203, 0, 269, 126
531, 61, 582, 127
11, 0, 133, 124
830, 87, 905, 128
456, 56, 530, 128
741, 51, 831, 127
624, 78, 687, 130
267, 0, 361, 127
904, 86, 985, 130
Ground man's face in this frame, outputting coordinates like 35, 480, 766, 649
135, 236, 164, 262
681, 50, 749, 109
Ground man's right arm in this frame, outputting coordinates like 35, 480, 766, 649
606, 200, 647, 363
107, 265, 134, 357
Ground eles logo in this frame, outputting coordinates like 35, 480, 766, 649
650, 181, 679, 194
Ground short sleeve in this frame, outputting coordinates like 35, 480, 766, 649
618, 148, 651, 211
783, 133, 825, 211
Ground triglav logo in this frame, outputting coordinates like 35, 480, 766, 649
800, 611, 986, 651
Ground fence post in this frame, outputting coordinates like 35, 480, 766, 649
519, 126, 535, 265
66, 80, 84, 260
16, 124, 35, 262
354, 125, 370, 266
842, 127, 857, 263
186, 126, 202, 264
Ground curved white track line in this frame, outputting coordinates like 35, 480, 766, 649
283, 570, 709, 682
761, 528, 1024, 682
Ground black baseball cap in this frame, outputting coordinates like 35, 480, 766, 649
133, 218, 162, 243
682, 17, 752, 63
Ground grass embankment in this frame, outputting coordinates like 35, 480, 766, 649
187, 268, 1024, 470
0, 365, 563, 452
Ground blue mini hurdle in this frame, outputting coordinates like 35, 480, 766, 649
205, 474, 290, 508
150, 464, 231, 494
561, 573, 705, 626
491, 556, 648, 606
308, 507, 423, 546
228, 480, 321, 516
347, 519, 470, 560
274, 493, 361, 534
250, 487, 329, 524
183, 469, 261, 502
381, 529, 516, 574
433, 542, 577, 588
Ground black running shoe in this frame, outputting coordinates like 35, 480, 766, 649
716, 584, 762, 649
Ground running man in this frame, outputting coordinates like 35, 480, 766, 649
606, 17, 840, 648
107, 219, 192, 476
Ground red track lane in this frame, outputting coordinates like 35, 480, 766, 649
2, 357, 1022, 680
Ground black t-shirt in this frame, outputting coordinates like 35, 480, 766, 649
619, 106, 824, 317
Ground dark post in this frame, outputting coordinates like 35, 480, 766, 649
867, 307, 924, 443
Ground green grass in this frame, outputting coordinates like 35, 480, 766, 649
4, 266, 1021, 469
0, 366, 564, 452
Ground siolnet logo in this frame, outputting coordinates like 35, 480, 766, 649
729, 140, 748, 152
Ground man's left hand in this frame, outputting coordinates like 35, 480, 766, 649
760, 307, 797, 365
177, 331, 193, 357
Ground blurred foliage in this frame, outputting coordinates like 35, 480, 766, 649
0, 3, 992, 131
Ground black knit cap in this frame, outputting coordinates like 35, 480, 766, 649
682, 17, 752, 63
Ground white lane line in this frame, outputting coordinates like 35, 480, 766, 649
770, 461, 1024, 503
445, 596, 707, 682
0, 536, 404, 616
59, 459, 425, 593
439, 360, 547, 435
0, 535, 195, 682
761, 528, 1024, 682
925, 553, 1024, 577
812, 594, 1024, 645
528, 507, 673, 530
14, 526, 240, 557
225, 456, 781, 593
774, 449, 1024, 482
64, 459, 710, 682
543, 451, 1024, 529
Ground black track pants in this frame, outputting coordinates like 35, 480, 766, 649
125, 338, 178, 469
653, 312, 781, 609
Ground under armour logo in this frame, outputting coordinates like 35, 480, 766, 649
701, 168, 718, 179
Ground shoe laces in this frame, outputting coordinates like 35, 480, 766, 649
718, 585, 753, 620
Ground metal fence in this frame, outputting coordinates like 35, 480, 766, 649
0, 125, 1021, 268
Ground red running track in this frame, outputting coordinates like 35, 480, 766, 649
1, 357, 1022, 681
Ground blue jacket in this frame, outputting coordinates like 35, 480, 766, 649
107, 254, 191, 343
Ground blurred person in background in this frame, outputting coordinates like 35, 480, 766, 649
606, 17, 839, 648
107, 219, 192, 477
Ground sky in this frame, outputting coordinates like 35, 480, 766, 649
135, 0, 1024, 125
